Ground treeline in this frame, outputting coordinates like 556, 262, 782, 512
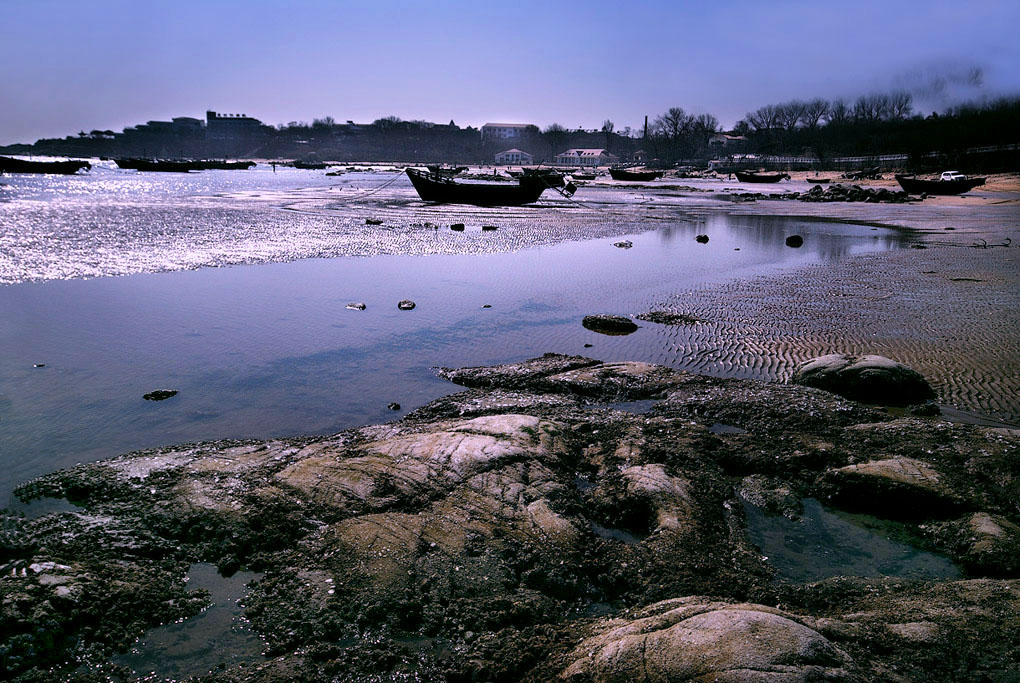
734, 93, 1020, 167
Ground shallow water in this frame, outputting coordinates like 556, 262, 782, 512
0, 168, 906, 503
113, 563, 263, 680
743, 498, 961, 582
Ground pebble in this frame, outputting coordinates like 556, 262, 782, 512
388, 402, 401, 411
695, 234, 709, 243
451, 223, 465, 231
397, 300, 416, 310
346, 302, 367, 310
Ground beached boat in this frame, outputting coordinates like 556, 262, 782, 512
426, 165, 468, 177
0, 156, 91, 174
734, 171, 791, 183
571, 172, 597, 180
894, 174, 986, 195
406, 168, 550, 206
805, 177, 830, 184
609, 168, 663, 181
115, 158, 196, 172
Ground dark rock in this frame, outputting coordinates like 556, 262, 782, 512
582, 314, 639, 335
397, 300, 416, 310
908, 401, 941, 416
387, 402, 401, 411
366, 218, 383, 225
791, 353, 936, 405
482, 304, 492, 308
33, 363, 45, 368
614, 240, 633, 249
346, 302, 367, 310
583, 343, 593, 348
143, 390, 177, 401
481, 225, 498, 231
695, 234, 709, 243
451, 223, 465, 231
785, 235, 804, 248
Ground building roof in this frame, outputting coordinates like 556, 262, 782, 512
557, 148, 617, 157
483, 123, 532, 128
497, 148, 529, 155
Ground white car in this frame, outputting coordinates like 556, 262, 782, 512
940, 171, 967, 181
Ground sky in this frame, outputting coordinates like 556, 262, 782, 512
1, 0, 1018, 145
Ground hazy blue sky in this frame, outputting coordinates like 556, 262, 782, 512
2, 0, 1018, 144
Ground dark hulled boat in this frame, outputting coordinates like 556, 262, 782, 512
894, 174, 986, 195
0, 156, 91, 174
608, 168, 663, 181
734, 171, 791, 183
406, 168, 549, 206
116, 158, 256, 172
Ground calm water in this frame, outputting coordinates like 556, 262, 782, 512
0, 167, 907, 503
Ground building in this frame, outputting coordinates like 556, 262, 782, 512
206, 111, 265, 140
172, 117, 204, 133
495, 148, 533, 165
481, 123, 534, 140
553, 148, 619, 167
708, 133, 748, 148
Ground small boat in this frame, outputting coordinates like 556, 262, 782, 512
406, 168, 554, 206
609, 168, 663, 181
572, 172, 597, 180
0, 156, 91, 174
426, 165, 468, 177
195, 160, 256, 170
805, 177, 830, 184
734, 171, 791, 183
292, 160, 328, 169
894, 174, 986, 195
115, 158, 196, 172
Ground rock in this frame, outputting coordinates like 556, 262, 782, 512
387, 402, 401, 411
397, 300, 416, 310
543, 362, 694, 400
582, 314, 638, 335
635, 311, 704, 325
346, 302, 367, 310
436, 353, 600, 389
821, 456, 962, 518
482, 304, 492, 308
142, 390, 177, 401
481, 225, 498, 231
695, 234, 709, 243
33, 363, 45, 368
450, 223, 465, 231
786, 234, 804, 247
928, 512, 1020, 576
791, 353, 936, 405
366, 218, 383, 225
614, 240, 633, 249
561, 597, 856, 681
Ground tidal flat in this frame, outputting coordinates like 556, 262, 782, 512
1, 165, 1019, 681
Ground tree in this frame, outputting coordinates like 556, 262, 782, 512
802, 98, 829, 129
889, 91, 913, 120
312, 116, 336, 129
825, 99, 851, 126
776, 101, 806, 131
543, 123, 568, 160
601, 119, 615, 152
745, 104, 780, 131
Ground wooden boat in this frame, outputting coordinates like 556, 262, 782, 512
195, 160, 255, 170
734, 171, 791, 183
805, 177, 830, 184
406, 168, 549, 206
115, 158, 196, 172
0, 156, 90, 174
894, 174, 986, 195
426, 165, 468, 177
571, 172, 597, 180
609, 168, 663, 181
292, 160, 328, 169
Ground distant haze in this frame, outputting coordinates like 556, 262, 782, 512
1, 0, 1018, 145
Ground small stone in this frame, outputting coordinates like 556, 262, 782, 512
387, 402, 401, 411
366, 218, 383, 225
695, 234, 709, 243
614, 240, 633, 249
451, 223, 465, 231
481, 225, 498, 231
346, 302, 367, 310
785, 235, 804, 248
143, 390, 178, 401
583, 343, 593, 348
397, 300, 416, 310
33, 363, 45, 368
482, 304, 492, 309
582, 314, 638, 335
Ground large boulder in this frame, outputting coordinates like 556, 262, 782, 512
791, 354, 935, 405
560, 597, 856, 681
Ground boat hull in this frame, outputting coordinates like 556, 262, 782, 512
0, 156, 90, 174
734, 171, 790, 183
609, 168, 663, 181
406, 169, 547, 206
894, 174, 986, 195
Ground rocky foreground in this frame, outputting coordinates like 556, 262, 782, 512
3, 354, 1020, 681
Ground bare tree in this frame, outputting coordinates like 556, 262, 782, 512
825, 99, 850, 126
853, 94, 890, 123
745, 104, 780, 131
802, 98, 829, 128
601, 119, 615, 152
543, 123, 569, 160
693, 113, 720, 136
889, 90, 913, 120
776, 101, 807, 131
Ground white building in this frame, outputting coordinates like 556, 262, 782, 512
495, 148, 533, 164
553, 148, 620, 167
481, 123, 533, 140
708, 133, 748, 147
